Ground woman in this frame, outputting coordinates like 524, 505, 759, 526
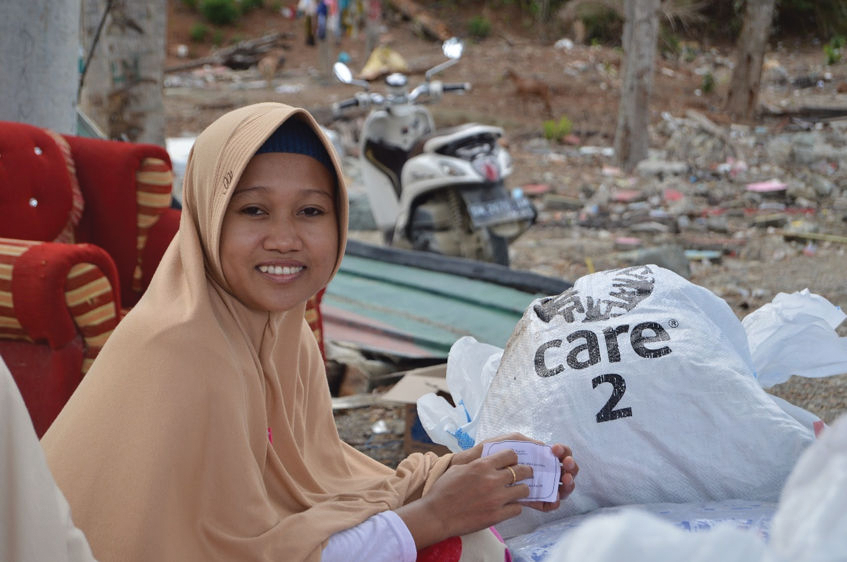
42, 103, 578, 561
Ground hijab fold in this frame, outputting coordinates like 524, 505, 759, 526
42, 103, 450, 561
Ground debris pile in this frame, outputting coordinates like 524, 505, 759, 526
514, 107, 847, 305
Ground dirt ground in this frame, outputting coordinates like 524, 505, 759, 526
164, 1, 847, 466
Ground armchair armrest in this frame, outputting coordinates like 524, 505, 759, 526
0, 237, 121, 370
1, 237, 121, 434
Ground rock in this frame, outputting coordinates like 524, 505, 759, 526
635, 159, 689, 177
616, 244, 691, 278
765, 136, 794, 166
809, 174, 837, 198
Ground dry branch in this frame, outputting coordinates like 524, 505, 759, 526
165, 32, 291, 73
386, 0, 451, 41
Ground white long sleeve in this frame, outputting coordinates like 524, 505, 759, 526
0, 357, 96, 562
322, 510, 416, 562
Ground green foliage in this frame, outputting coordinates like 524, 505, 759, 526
693, 0, 847, 39
239, 0, 264, 13
180, 0, 198, 10
542, 116, 573, 142
775, 0, 847, 37
701, 72, 715, 94
200, 0, 240, 25
824, 35, 844, 65
212, 29, 225, 46
578, 5, 624, 46
189, 22, 209, 42
468, 15, 492, 40
659, 27, 681, 59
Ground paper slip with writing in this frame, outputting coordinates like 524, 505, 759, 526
481, 440, 561, 503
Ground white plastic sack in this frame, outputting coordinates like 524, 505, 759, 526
505, 498, 777, 560
543, 413, 847, 562
743, 289, 847, 388
473, 265, 815, 536
417, 336, 502, 452
545, 509, 767, 562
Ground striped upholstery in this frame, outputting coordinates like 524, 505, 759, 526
132, 157, 175, 293
0, 239, 33, 342
0, 238, 119, 373
64, 263, 120, 373
43, 129, 84, 244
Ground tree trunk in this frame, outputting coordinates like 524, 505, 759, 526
614, 0, 660, 173
79, 0, 166, 145
0, 0, 80, 133
724, 0, 776, 122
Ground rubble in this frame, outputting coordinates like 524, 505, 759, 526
512, 105, 847, 290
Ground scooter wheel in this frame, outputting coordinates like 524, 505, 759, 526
484, 229, 510, 267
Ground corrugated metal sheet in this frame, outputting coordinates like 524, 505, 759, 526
323, 241, 572, 358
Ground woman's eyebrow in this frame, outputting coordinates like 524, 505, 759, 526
306, 189, 335, 199
230, 185, 268, 198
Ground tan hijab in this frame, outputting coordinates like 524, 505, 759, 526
42, 103, 451, 562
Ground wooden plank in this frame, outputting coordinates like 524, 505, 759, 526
386, 0, 451, 41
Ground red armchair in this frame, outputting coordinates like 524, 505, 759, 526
0, 121, 180, 436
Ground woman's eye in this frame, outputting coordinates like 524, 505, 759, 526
300, 206, 325, 217
240, 205, 266, 217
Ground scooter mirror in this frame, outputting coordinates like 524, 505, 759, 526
333, 62, 354, 84
426, 38, 464, 81
442, 37, 464, 60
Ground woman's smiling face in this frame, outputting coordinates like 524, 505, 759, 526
220, 152, 338, 313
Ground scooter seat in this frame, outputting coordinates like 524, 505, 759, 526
412, 123, 505, 157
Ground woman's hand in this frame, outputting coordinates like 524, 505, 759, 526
523, 443, 579, 512
395, 448, 532, 549
450, 432, 538, 466
450, 433, 579, 513
398, 433, 580, 549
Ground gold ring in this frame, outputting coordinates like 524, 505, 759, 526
506, 465, 517, 486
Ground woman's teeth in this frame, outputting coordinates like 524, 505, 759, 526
258, 265, 304, 275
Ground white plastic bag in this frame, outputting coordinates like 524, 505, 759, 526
541, 414, 847, 562
417, 336, 501, 452
418, 266, 847, 539
434, 265, 822, 539
545, 509, 767, 562
743, 289, 847, 388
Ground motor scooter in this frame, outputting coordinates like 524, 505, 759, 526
332, 38, 535, 266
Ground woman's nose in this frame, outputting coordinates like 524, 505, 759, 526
263, 218, 303, 251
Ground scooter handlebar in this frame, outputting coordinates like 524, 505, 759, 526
332, 97, 360, 116
442, 82, 471, 93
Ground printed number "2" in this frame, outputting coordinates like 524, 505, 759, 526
591, 374, 632, 423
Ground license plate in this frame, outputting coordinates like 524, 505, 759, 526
464, 194, 536, 228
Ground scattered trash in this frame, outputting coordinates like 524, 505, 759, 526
274, 83, 305, 94
521, 183, 552, 196
554, 38, 574, 50
747, 179, 788, 192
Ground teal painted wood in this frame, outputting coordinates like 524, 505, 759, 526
323, 255, 547, 357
